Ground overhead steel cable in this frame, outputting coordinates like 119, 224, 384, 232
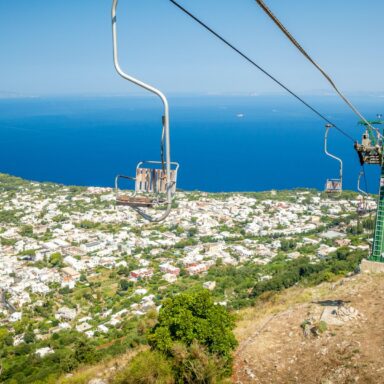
168, 0, 355, 143
255, 0, 379, 136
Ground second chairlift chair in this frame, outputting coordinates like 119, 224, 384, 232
357, 171, 369, 214
111, 0, 179, 222
324, 124, 343, 193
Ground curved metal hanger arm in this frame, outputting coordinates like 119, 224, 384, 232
111, 0, 172, 222
357, 171, 368, 196
325, 124, 343, 185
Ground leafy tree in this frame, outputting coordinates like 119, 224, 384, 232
119, 279, 133, 292
149, 289, 237, 360
0, 237, 17, 246
23, 331, 35, 344
174, 238, 198, 249
49, 252, 63, 267
74, 339, 97, 364
79, 273, 87, 282
52, 214, 66, 223
280, 239, 296, 252
19, 225, 34, 237
187, 227, 198, 237
56, 348, 78, 372
0, 327, 12, 346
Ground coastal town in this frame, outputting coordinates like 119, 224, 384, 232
0, 173, 375, 358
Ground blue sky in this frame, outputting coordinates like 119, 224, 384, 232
1, 0, 384, 96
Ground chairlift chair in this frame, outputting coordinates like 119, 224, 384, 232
324, 124, 343, 193
111, 0, 179, 222
357, 171, 368, 197
115, 161, 179, 207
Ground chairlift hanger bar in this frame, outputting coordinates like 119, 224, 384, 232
358, 170, 368, 197
254, 0, 380, 138
167, 0, 355, 143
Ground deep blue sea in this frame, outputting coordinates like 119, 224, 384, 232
0, 95, 382, 193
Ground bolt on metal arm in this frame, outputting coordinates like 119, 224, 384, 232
111, 0, 172, 222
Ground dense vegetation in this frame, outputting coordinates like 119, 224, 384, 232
0, 175, 371, 383
0, 321, 144, 383
0, 246, 365, 383
251, 247, 365, 297
114, 289, 237, 384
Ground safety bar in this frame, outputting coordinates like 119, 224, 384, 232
111, 0, 173, 222
115, 174, 136, 192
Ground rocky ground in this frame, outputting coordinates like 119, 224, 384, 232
59, 271, 384, 384
233, 271, 384, 384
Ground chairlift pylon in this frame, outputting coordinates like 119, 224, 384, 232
324, 124, 343, 193
111, 0, 179, 222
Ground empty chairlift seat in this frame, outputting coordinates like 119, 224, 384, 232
325, 179, 342, 193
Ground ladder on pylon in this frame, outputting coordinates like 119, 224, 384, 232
371, 164, 384, 262
354, 117, 384, 263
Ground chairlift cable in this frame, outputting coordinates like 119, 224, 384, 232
254, 0, 379, 136
168, 0, 355, 143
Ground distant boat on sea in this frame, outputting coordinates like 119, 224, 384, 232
0, 95, 375, 192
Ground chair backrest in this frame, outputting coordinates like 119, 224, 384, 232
326, 179, 342, 192
135, 168, 177, 194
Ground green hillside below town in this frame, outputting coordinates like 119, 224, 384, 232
0, 174, 374, 383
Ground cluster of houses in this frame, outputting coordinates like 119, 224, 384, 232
0, 181, 374, 340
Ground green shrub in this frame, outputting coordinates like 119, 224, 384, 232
317, 321, 328, 334
149, 289, 237, 360
113, 350, 174, 384
171, 341, 227, 384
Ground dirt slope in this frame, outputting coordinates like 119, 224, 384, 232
233, 272, 384, 384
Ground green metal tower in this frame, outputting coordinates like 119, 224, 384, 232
355, 117, 384, 262
371, 163, 384, 262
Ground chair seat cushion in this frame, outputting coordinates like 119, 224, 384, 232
116, 195, 154, 208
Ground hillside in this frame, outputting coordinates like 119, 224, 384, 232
233, 271, 384, 384
58, 270, 384, 384
0, 173, 376, 383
